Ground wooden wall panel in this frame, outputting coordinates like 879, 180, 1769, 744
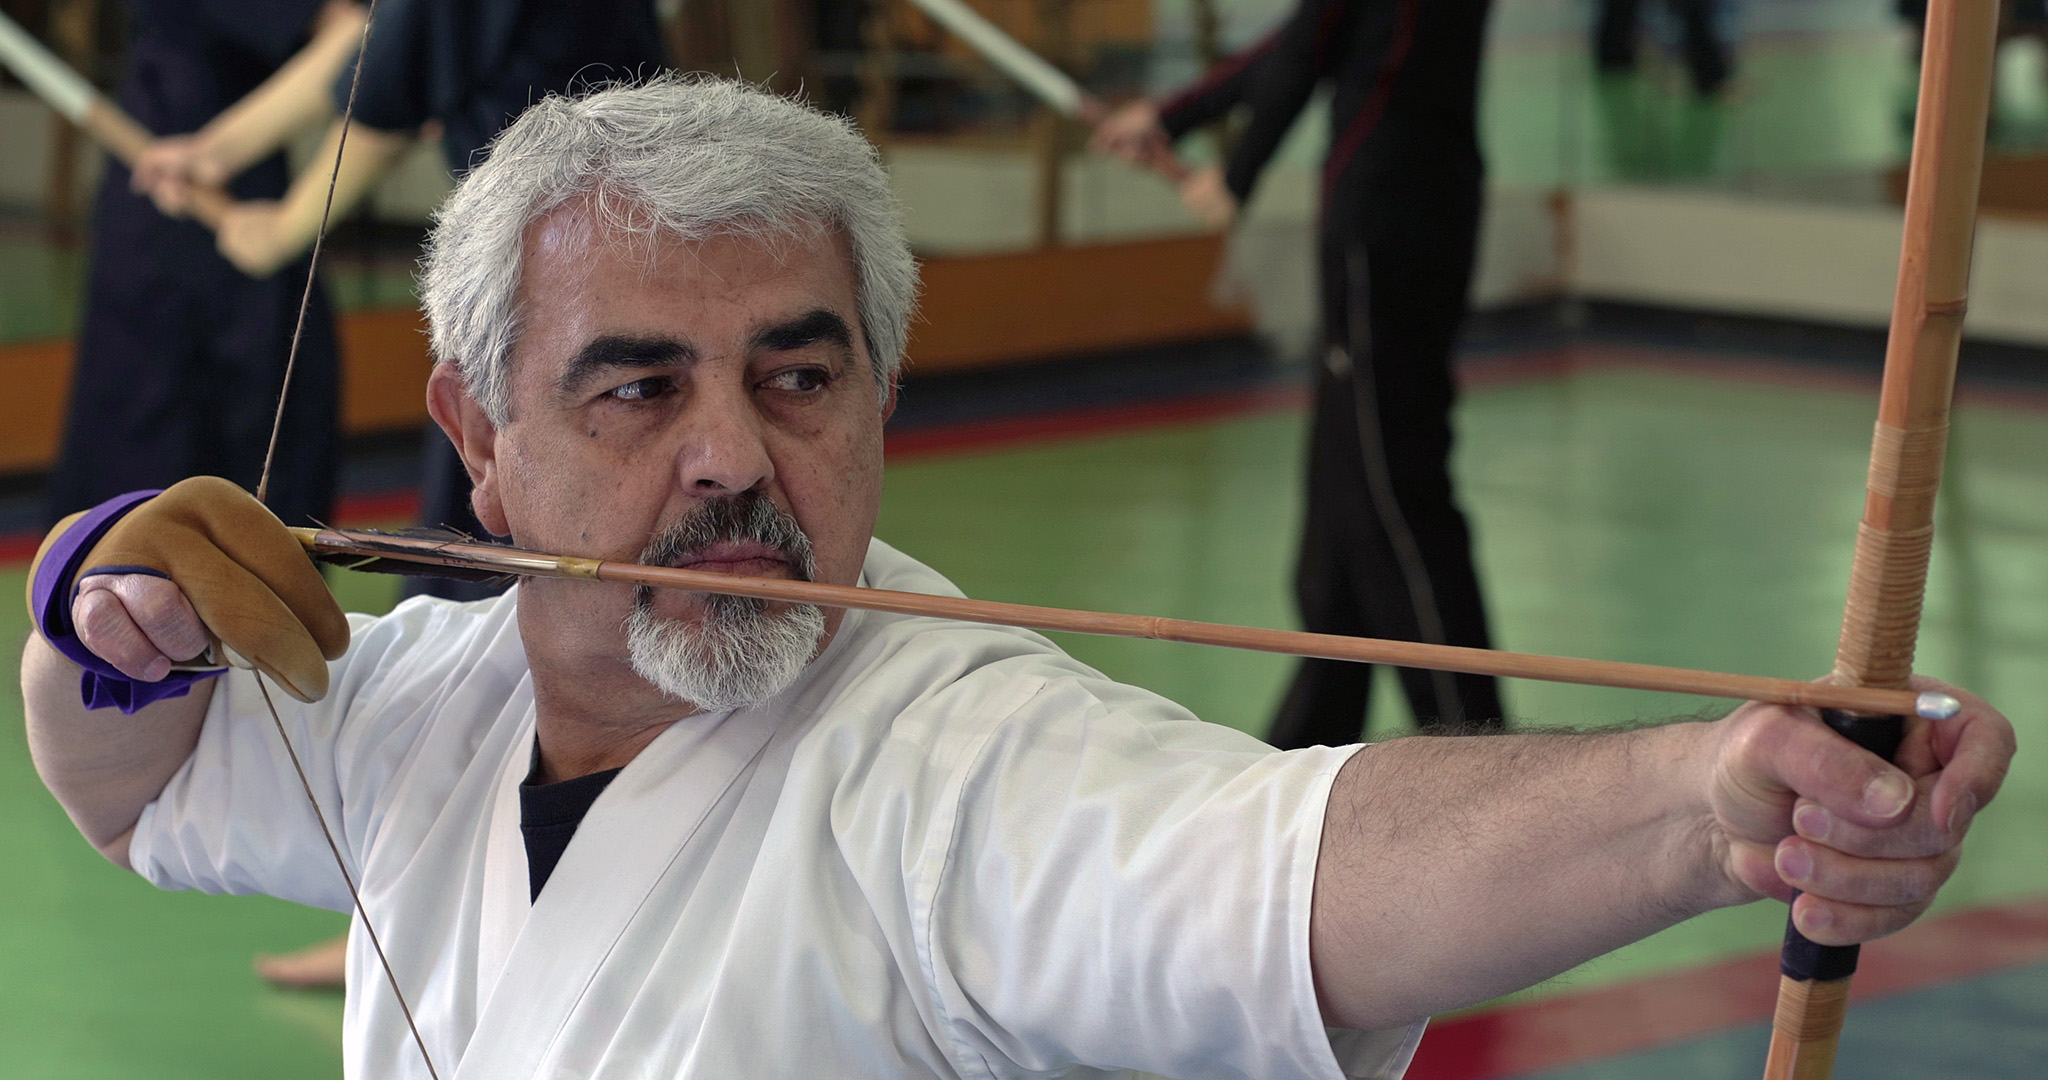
0, 339, 75, 473
0, 234, 1253, 476
339, 307, 432, 433
0, 308, 438, 479
907, 233, 1252, 373
1886, 152, 2048, 221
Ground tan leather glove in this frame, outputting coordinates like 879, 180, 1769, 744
51, 477, 349, 702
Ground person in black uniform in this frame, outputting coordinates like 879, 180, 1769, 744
146, 0, 668, 601
1094, 0, 1505, 746
47, 0, 354, 532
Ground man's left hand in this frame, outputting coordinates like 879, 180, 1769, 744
1708, 677, 2015, 946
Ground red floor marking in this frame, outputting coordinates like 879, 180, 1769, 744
882, 383, 1308, 460
0, 533, 40, 564
333, 489, 419, 525
1406, 895, 2048, 1079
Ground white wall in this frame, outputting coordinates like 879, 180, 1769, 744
1569, 186, 2048, 346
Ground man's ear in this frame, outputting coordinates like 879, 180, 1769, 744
880, 377, 899, 425
426, 364, 512, 537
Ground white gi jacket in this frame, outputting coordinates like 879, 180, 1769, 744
130, 539, 1422, 1079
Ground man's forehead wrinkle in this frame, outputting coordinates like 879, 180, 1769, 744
537, 184, 846, 286
647, 219, 832, 290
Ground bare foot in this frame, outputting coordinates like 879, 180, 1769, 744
254, 934, 348, 989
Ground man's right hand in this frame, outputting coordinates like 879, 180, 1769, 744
1089, 100, 1170, 169
43, 477, 349, 702
73, 573, 213, 685
130, 135, 234, 218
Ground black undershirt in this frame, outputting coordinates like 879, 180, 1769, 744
519, 766, 623, 902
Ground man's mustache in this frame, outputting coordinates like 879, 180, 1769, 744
638, 493, 818, 583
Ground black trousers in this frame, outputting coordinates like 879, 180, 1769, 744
1594, 0, 1730, 96
49, 173, 337, 528
1268, 176, 1504, 747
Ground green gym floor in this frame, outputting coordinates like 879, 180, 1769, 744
2, 328, 2044, 1078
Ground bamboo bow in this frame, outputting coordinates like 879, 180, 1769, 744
1761, 2, 1997, 1077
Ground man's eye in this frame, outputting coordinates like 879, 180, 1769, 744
607, 377, 671, 402
763, 368, 830, 393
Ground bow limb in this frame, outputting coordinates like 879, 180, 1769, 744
1761, 2, 1998, 1078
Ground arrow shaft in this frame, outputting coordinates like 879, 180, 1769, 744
294, 526, 1946, 721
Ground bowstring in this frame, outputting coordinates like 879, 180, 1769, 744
256, 679, 441, 1079
256, 0, 375, 506
248, 3, 441, 1077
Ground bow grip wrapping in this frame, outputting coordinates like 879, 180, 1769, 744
1776, 709, 1906, 983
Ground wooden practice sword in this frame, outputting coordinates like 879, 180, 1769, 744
0, 9, 231, 227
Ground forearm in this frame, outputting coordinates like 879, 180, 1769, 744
196, 1, 367, 177
270, 118, 413, 254
21, 634, 214, 868
1309, 722, 1743, 1030
1157, 45, 1264, 141
1218, 0, 1349, 203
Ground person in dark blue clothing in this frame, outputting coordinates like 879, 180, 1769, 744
48, 0, 357, 532
127, 3, 668, 983
1094, 0, 1506, 745
142, 0, 668, 601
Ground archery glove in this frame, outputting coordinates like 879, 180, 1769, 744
32, 476, 349, 703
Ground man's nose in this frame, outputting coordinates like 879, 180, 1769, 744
678, 377, 774, 495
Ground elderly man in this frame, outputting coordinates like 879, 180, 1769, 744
22, 78, 2015, 1080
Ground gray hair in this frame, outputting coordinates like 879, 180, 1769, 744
419, 74, 918, 424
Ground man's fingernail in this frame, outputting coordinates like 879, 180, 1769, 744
143, 657, 170, 682
1863, 773, 1912, 818
1948, 792, 1979, 836
1802, 904, 1833, 935
1794, 804, 1831, 841
1777, 845, 1814, 883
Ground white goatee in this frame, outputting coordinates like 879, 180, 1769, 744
623, 495, 827, 710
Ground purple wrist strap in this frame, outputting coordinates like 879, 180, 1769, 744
31, 489, 224, 714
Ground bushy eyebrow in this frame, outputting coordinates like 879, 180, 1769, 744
556, 335, 693, 396
752, 309, 853, 355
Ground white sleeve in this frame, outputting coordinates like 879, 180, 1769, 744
126, 597, 512, 911
126, 613, 383, 910
921, 674, 1423, 1080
